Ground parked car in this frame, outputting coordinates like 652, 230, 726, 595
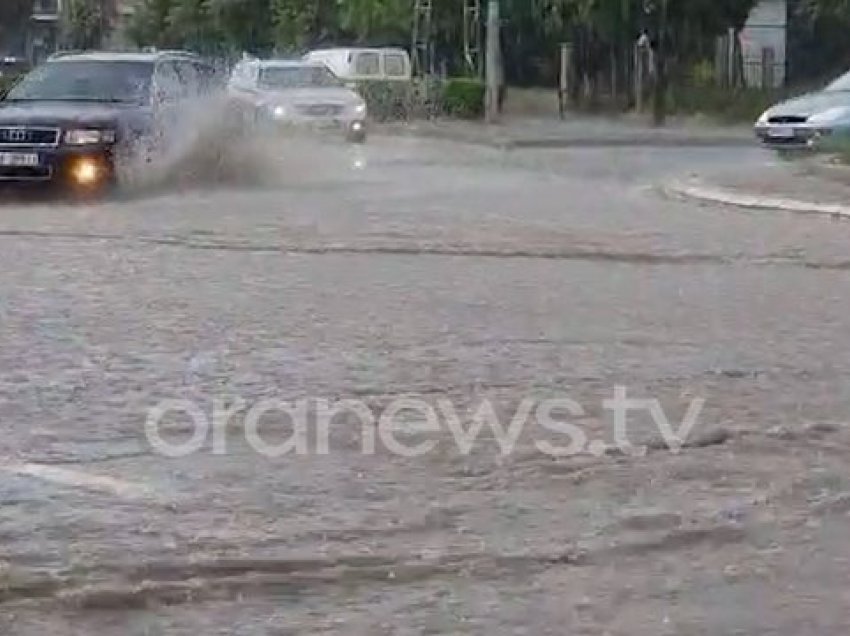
755, 68, 850, 150
0, 49, 220, 193
227, 57, 368, 143
302, 48, 411, 84
303, 48, 414, 122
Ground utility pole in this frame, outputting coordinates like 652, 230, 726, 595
651, 0, 668, 126
463, 0, 483, 78
412, 0, 433, 77
484, 0, 501, 123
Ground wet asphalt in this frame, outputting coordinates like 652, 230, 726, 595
2, 134, 850, 635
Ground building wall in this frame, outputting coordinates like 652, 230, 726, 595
28, 0, 62, 64
740, 0, 787, 88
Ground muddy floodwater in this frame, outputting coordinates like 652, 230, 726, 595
2, 132, 850, 635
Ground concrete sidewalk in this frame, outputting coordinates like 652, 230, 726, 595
376, 115, 753, 149
664, 158, 850, 218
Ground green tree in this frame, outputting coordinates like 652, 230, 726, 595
210, 0, 274, 54
804, 0, 850, 18
166, 0, 222, 53
789, 0, 850, 84
64, 0, 107, 49
127, 0, 177, 48
270, 0, 317, 52
336, 0, 410, 45
0, 0, 31, 56
0, 0, 32, 36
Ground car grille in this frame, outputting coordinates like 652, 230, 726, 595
763, 136, 805, 146
767, 115, 808, 124
0, 165, 52, 180
0, 126, 60, 147
297, 104, 343, 117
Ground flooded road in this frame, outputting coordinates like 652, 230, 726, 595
2, 135, 850, 635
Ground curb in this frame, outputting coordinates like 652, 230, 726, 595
374, 125, 752, 150
663, 180, 850, 218
504, 135, 753, 149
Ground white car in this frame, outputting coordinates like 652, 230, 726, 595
227, 58, 367, 143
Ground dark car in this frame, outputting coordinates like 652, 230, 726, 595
0, 50, 220, 193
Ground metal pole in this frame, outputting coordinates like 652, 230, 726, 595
652, 0, 668, 126
485, 0, 501, 123
559, 42, 571, 119
635, 42, 643, 114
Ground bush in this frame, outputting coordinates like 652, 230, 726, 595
813, 133, 850, 161
352, 77, 485, 122
356, 80, 412, 122
442, 78, 485, 119
668, 84, 777, 124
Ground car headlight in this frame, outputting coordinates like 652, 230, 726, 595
808, 106, 850, 124
64, 129, 116, 145
272, 105, 287, 119
354, 101, 367, 115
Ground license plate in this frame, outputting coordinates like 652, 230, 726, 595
768, 126, 795, 139
0, 152, 38, 167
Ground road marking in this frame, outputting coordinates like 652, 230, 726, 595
1, 462, 158, 502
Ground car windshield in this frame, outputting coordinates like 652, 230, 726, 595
4, 60, 153, 102
825, 69, 850, 92
258, 65, 342, 89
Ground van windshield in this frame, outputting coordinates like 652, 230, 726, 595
258, 65, 342, 89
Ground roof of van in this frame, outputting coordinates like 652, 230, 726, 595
253, 59, 324, 68
306, 47, 409, 55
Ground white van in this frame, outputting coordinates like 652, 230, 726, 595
303, 48, 411, 83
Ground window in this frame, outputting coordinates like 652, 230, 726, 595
5, 60, 153, 103
383, 53, 406, 77
355, 52, 380, 76
258, 65, 342, 89
32, 0, 59, 16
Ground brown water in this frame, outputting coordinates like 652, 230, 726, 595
1, 134, 850, 635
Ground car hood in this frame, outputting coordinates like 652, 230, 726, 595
763, 90, 850, 119
0, 100, 148, 128
259, 87, 361, 106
